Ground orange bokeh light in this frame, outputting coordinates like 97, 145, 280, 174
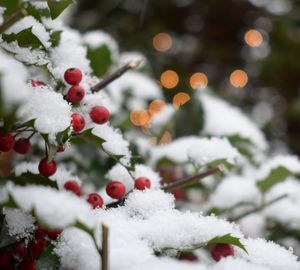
172, 92, 191, 109
159, 131, 172, 145
149, 99, 166, 115
130, 109, 150, 126
244, 29, 263, 47
229, 69, 248, 88
153, 33, 172, 52
190, 72, 208, 89
160, 70, 179, 89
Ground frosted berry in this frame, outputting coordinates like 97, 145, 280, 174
64, 180, 81, 196
89, 106, 110, 124
57, 145, 65, 152
30, 80, 46, 87
47, 229, 61, 240
211, 244, 234, 261
106, 181, 126, 199
87, 193, 104, 209
71, 113, 85, 132
38, 158, 57, 177
35, 226, 47, 239
0, 250, 13, 269
67, 85, 85, 104
134, 177, 151, 190
30, 238, 48, 259
14, 138, 31, 154
0, 133, 15, 152
64, 68, 82, 85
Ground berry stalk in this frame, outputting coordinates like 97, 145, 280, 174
90, 60, 143, 93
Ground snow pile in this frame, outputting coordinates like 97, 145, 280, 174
210, 176, 261, 209
18, 86, 72, 141
188, 137, 240, 166
199, 92, 267, 151
3, 208, 35, 241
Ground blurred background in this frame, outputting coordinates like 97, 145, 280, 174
71, 0, 300, 156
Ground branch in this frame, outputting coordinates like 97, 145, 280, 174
0, 9, 27, 33
105, 167, 221, 209
230, 194, 288, 222
101, 224, 109, 270
90, 60, 143, 93
161, 167, 221, 191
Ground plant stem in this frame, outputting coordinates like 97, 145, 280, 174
101, 224, 109, 270
161, 166, 221, 191
0, 9, 27, 33
230, 194, 288, 222
90, 60, 143, 93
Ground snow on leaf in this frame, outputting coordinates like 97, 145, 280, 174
208, 234, 247, 253
47, 0, 75, 19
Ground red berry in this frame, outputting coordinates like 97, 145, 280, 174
106, 181, 126, 199
15, 243, 27, 258
0, 133, 15, 152
38, 158, 57, 177
57, 145, 65, 152
14, 138, 31, 154
0, 250, 13, 269
30, 238, 48, 259
64, 180, 81, 196
89, 106, 110, 125
179, 252, 198, 262
87, 193, 104, 209
64, 68, 83, 85
71, 113, 85, 132
67, 85, 85, 104
35, 226, 47, 239
172, 189, 186, 201
47, 229, 61, 240
211, 244, 234, 262
30, 80, 46, 87
134, 177, 151, 190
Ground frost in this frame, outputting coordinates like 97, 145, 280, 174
5, 16, 51, 48
188, 137, 240, 166
3, 208, 35, 241
199, 92, 268, 151
210, 176, 261, 209
92, 124, 132, 166
18, 87, 71, 139
55, 227, 101, 270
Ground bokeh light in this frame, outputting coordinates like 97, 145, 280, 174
153, 32, 173, 52
173, 92, 191, 109
149, 99, 166, 115
229, 69, 248, 88
189, 72, 208, 89
244, 29, 263, 47
159, 131, 172, 145
130, 109, 150, 126
160, 70, 179, 89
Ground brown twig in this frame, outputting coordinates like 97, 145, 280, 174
0, 9, 27, 33
230, 194, 288, 222
101, 224, 109, 270
90, 60, 143, 93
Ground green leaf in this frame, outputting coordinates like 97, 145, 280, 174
256, 166, 294, 193
0, 172, 59, 189
86, 45, 114, 77
0, 194, 18, 208
74, 220, 94, 237
206, 158, 235, 171
0, 219, 16, 249
71, 129, 105, 147
2, 27, 46, 49
208, 234, 247, 253
47, 0, 75, 19
0, 0, 20, 19
36, 244, 60, 270
55, 127, 70, 145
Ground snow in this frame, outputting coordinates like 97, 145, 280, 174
199, 92, 268, 151
133, 164, 161, 188
187, 137, 240, 167
5, 16, 51, 48
55, 227, 101, 270
150, 104, 176, 129
3, 208, 35, 242
119, 51, 147, 68
92, 124, 132, 166
210, 176, 261, 209
255, 155, 300, 181
105, 164, 134, 192
18, 86, 72, 141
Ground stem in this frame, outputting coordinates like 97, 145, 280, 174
27, 131, 36, 140
90, 60, 143, 93
0, 9, 27, 33
230, 194, 288, 222
101, 224, 109, 270
161, 167, 221, 191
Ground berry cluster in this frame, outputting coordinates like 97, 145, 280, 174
63, 176, 152, 209
0, 133, 32, 154
0, 226, 60, 270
